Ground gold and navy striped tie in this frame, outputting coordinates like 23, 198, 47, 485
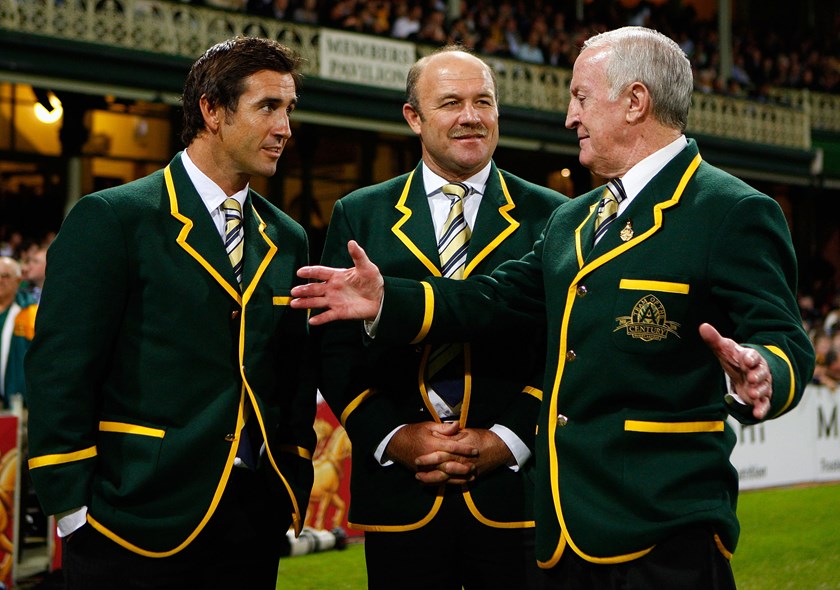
223, 198, 244, 286
593, 178, 626, 243
426, 182, 471, 416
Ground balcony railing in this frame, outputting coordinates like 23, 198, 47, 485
2, 0, 833, 151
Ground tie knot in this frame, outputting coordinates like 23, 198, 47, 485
441, 182, 468, 201
604, 178, 626, 204
223, 198, 242, 219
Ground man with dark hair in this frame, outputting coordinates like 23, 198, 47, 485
315, 46, 567, 590
26, 36, 315, 589
290, 27, 815, 590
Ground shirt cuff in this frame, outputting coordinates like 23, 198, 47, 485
56, 506, 88, 537
373, 424, 404, 466
490, 424, 530, 472
363, 297, 385, 337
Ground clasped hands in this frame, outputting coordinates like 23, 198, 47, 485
290, 240, 775, 421
385, 422, 513, 485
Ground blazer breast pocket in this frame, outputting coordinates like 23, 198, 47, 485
611, 276, 692, 355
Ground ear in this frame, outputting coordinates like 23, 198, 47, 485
625, 82, 650, 124
403, 103, 423, 135
199, 95, 222, 133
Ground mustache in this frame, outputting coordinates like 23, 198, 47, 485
449, 125, 488, 139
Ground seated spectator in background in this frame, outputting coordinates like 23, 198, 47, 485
20, 246, 46, 303
247, 0, 288, 19
391, 3, 423, 39
814, 349, 840, 390
292, 0, 319, 25
516, 27, 545, 64
0, 257, 36, 407
416, 9, 446, 45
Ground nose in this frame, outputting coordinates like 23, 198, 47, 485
273, 111, 292, 139
458, 103, 481, 125
564, 105, 578, 129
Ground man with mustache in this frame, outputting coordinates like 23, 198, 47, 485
314, 46, 567, 589
26, 36, 316, 589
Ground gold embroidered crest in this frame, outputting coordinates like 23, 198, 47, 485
614, 294, 681, 341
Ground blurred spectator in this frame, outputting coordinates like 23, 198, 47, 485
246, 0, 288, 19
20, 246, 47, 304
0, 257, 37, 407
292, 0, 319, 25
516, 26, 545, 64
814, 349, 840, 390
391, 2, 422, 39
416, 9, 446, 45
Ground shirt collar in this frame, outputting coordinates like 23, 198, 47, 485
422, 161, 491, 198
618, 135, 688, 202
181, 149, 249, 213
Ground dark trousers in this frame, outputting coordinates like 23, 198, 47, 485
539, 526, 737, 590
364, 489, 545, 590
62, 467, 287, 590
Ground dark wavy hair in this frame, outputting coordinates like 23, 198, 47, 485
180, 36, 302, 146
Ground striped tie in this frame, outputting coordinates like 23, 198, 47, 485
593, 178, 626, 243
426, 182, 471, 416
223, 198, 244, 286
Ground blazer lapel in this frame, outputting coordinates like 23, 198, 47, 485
391, 162, 443, 277
578, 141, 703, 277
241, 193, 277, 304
165, 154, 241, 303
465, 163, 520, 278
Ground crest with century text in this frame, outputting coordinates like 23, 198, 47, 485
614, 294, 681, 342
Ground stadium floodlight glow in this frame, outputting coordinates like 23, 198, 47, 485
34, 90, 63, 124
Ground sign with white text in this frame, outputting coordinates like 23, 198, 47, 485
730, 385, 840, 490
319, 29, 415, 91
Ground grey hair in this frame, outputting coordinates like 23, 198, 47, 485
0, 257, 21, 278
583, 27, 692, 132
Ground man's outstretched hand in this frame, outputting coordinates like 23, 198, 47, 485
699, 323, 773, 419
290, 240, 385, 325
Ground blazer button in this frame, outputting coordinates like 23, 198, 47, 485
231, 309, 241, 320
566, 350, 577, 362
576, 285, 588, 297
224, 433, 236, 442
557, 414, 569, 427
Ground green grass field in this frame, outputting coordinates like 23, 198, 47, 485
276, 482, 840, 590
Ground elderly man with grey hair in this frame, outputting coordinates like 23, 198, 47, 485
289, 27, 815, 590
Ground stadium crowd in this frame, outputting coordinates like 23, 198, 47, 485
191, 0, 840, 99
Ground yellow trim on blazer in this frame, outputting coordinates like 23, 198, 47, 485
164, 165, 242, 305
340, 388, 375, 427
410, 281, 435, 345
99, 421, 165, 438
619, 279, 690, 294
277, 444, 313, 461
349, 492, 445, 532
463, 170, 519, 278
541, 153, 703, 568
574, 203, 600, 268
764, 344, 796, 417
714, 534, 734, 560
28, 445, 97, 470
523, 386, 543, 401
624, 420, 725, 433
273, 296, 292, 305
391, 170, 441, 277
417, 346, 440, 420
461, 488, 535, 529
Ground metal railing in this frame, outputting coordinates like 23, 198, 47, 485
2, 0, 834, 150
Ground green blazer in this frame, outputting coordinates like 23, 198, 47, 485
316, 161, 567, 531
376, 141, 814, 562
26, 153, 316, 556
